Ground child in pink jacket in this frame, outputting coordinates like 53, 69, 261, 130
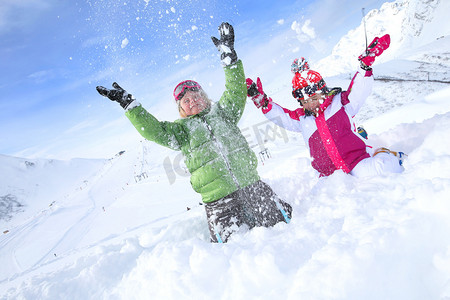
247, 34, 405, 178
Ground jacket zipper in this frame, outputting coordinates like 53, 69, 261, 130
200, 116, 241, 189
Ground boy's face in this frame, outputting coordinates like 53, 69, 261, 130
179, 90, 208, 116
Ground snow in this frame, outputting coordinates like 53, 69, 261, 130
121, 38, 129, 49
1, 0, 450, 299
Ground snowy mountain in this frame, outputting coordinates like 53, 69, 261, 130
316, 0, 450, 77
1, 0, 450, 299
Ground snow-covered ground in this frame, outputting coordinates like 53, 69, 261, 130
1, 0, 450, 299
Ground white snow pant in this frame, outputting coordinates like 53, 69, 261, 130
350, 152, 404, 178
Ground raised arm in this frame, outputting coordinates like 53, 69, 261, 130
125, 105, 183, 150
96, 82, 183, 151
246, 77, 303, 133
211, 22, 247, 123
341, 67, 374, 117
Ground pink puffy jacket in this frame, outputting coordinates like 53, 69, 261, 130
263, 67, 374, 176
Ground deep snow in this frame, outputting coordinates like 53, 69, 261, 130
1, 0, 450, 299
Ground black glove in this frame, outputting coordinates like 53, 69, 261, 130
247, 82, 259, 97
211, 22, 238, 66
96, 82, 134, 109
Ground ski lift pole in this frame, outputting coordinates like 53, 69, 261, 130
362, 8, 368, 52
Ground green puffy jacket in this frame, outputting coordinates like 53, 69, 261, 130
125, 60, 260, 203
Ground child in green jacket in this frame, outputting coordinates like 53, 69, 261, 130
96, 22, 292, 243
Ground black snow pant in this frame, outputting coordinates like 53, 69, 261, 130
204, 180, 292, 243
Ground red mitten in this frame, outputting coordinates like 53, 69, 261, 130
358, 34, 390, 68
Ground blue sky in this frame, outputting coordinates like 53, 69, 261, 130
0, 0, 387, 159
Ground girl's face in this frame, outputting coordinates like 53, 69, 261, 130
179, 90, 208, 116
301, 93, 324, 115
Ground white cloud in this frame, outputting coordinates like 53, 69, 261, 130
64, 120, 98, 135
291, 19, 316, 43
28, 69, 55, 83
0, 0, 51, 34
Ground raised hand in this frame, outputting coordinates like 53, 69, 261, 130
246, 78, 270, 108
211, 22, 238, 66
96, 82, 134, 109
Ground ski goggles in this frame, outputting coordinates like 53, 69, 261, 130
304, 83, 320, 97
304, 78, 328, 97
173, 80, 202, 102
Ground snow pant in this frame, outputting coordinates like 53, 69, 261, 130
204, 180, 292, 243
350, 152, 404, 178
